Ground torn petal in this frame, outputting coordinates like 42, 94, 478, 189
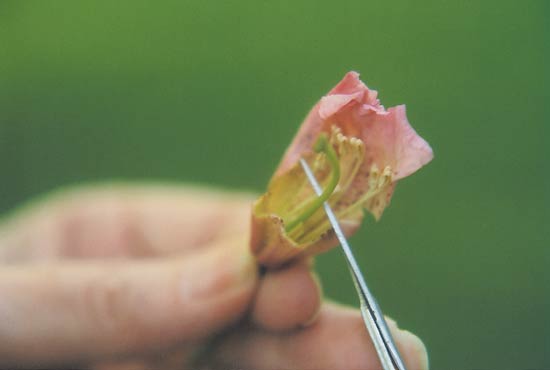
359, 105, 433, 180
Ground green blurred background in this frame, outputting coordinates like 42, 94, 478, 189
1, 1, 548, 368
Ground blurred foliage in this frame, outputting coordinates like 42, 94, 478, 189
0, 1, 548, 368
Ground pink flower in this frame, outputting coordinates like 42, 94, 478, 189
251, 71, 433, 267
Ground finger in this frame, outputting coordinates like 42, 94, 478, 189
252, 261, 322, 331
91, 360, 149, 370
91, 342, 204, 370
0, 241, 258, 368
208, 303, 429, 370
0, 184, 254, 261
93, 260, 323, 369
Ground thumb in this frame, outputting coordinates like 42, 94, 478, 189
0, 243, 257, 368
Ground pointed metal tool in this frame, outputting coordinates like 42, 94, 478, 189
299, 158, 407, 370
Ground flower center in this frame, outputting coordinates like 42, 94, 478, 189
284, 133, 341, 232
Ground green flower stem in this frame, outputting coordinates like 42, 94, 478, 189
284, 133, 341, 232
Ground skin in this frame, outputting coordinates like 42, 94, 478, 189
0, 184, 428, 369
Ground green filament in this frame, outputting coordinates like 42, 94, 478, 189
284, 133, 341, 232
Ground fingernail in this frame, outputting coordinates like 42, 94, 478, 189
301, 308, 320, 327
398, 329, 429, 370
301, 272, 322, 327
182, 245, 257, 300
236, 248, 258, 285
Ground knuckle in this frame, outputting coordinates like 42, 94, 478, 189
81, 273, 137, 335
55, 194, 148, 258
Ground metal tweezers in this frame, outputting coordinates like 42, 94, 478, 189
299, 158, 407, 370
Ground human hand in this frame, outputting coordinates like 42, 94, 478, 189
0, 185, 428, 369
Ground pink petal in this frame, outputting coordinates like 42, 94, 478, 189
328, 71, 367, 95
361, 105, 433, 180
319, 92, 363, 119
275, 71, 385, 177
324, 71, 385, 116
